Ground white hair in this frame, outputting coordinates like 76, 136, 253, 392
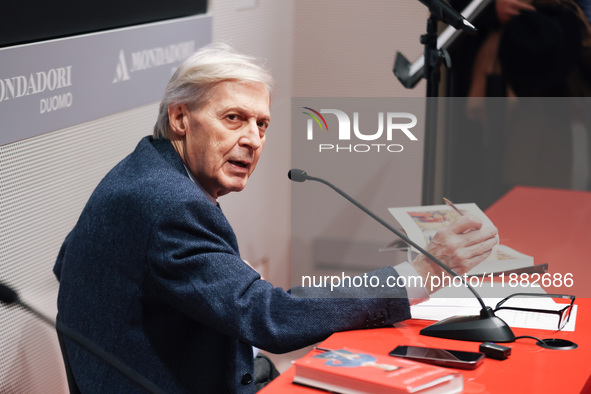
153, 43, 275, 139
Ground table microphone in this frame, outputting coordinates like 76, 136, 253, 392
0, 281, 166, 394
288, 168, 515, 342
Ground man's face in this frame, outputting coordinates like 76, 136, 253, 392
170, 81, 270, 199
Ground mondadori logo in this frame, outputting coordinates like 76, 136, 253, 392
0, 66, 74, 114
302, 107, 419, 153
112, 40, 196, 83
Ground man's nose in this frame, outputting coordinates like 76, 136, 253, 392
240, 119, 263, 150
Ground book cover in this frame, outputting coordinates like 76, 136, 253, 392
293, 348, 463, 394
387, 203, 536, 276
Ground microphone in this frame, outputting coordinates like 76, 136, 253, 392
288, 168, 515, 343
0, 282, 166, 394
0, 282, 18, 304
416, 0, 477, 35
287, 168, 309, 183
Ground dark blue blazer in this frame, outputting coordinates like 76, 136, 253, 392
53, 136, 411, 393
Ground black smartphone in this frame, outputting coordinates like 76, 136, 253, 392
389, 345, 485, 370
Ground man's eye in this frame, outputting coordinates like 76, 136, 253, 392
227, 114, 240, 121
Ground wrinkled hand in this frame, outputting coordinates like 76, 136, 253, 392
411, 215, 498, 293
495, 0, 535, 24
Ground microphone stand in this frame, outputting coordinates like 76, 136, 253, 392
289, 169, 515, 342
422, 14, 451, 206
411, 0, 476, 205
0, 283, 166, 394
394, 3, 480, 204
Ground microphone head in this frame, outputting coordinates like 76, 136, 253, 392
288, 168, 308, 182
0, 282, 19, 304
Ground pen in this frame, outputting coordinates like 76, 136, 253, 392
443, 197, 464, 216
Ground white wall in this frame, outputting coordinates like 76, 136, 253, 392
210, 0, 295, 287
0, 105, 158, 392
215, 0, 428, 290
292, 0, 427, 97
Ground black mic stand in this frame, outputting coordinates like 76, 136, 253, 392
0, 282, 166, 394
289, 169, 515, 343
409, 1, 476, 205
422, 14, 451, 206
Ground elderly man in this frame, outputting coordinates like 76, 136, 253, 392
53, 43, 498, 393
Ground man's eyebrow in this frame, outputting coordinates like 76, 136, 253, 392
221, 105, 270, 120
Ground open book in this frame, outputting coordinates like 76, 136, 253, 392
388, 203, 546, 277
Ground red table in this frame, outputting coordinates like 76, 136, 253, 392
261, 187, 591, 393
485, 186, 591, 296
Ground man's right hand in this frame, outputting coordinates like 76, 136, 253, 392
410, 214, 499, 294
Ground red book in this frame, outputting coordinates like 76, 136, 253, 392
293, 348, 463, 394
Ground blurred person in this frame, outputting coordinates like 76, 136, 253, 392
497, 3, 591, 189
468, 0, 591, 98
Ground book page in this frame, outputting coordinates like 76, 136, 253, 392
388, 203, 533, 275
469, 244, 533, 275
388, 203, 494, 249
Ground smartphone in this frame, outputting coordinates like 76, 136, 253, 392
389, 345, 485, 370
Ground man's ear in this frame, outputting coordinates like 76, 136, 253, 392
168, 103, 189, 138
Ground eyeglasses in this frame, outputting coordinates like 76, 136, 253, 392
494, 293, 575, 331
